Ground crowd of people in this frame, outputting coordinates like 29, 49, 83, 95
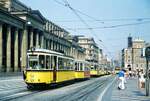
117, 69, 147, 90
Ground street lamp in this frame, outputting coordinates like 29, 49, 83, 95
145, 46, 150, 96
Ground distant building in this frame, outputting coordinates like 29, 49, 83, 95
128, 35, 132, 48
98, 49, 103, 64
67, 35, 86, 61
122, 36, 146, 71
123, 48, 132, 70
77, 36, 99, 66
132, 39, 146, 71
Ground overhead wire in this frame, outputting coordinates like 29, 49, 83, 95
52, 0, 125, 58
53, 18, 150, 22
63, 20, 150, 30
54, 0, 104, 24
60, 0, 100, 39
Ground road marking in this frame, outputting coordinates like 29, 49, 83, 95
97, 77, 116, 101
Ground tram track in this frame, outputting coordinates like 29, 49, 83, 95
69, 80, 106, 101
51, 76, 113, 101
0, 76, 114, 101
0, 89, 39, 101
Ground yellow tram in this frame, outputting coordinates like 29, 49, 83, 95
75, 60, 90, 79
23, 48, 108, 88
90, 63, 107, 76
90, 63, 99, 76
24, 48, 75, 88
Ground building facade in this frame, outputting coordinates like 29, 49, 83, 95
132, 39, 146, 71
77, 36, 99, 66
67, 35, 86, 61
0, 0, 75, 72
122, 36, 146, 71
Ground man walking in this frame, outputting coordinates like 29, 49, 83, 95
118, 69, 125, 90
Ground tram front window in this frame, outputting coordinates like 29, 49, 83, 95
29, 61, 39, 69
28, 55, 39, 69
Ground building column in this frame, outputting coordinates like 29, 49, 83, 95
47, 40, 50, 50
21, 27, 28, 71
0, 23, 2, 72
51, 40, 53, 50
54, 42, 56, 51
30, 28, 33, 48
36, 31, 39, 48
14, 28, 19, 72
41, 34, 44, 48
6, 25, 11, 72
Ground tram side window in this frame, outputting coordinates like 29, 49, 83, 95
78, 63, 80, 71
64, 59, 72, 70
63, 59, 68, 70
75, 63, 78, 70
39, 55, 45, 69
69, 60, 74, 70
94, 65, 97, 70
58, 58, 74, 70
80, 63, 83, 71
58, 57, 64, 70
85, 64, 89, 71
46, 56, 51, 69
51, 56, 56, 70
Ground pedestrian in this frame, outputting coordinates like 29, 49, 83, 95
129, 70, 132, 78
139, 71, 145, 89
124, 70, 128, 83
118, 69, 125, 90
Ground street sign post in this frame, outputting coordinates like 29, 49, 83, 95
145, 46, 150, 96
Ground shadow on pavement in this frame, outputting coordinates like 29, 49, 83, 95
132, 90, 145, 96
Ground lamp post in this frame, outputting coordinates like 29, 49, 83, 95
145, 46, 150, 96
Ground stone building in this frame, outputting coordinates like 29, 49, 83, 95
98, 49, 104, 68
67, 35, 86, 61
123, 48, 133, 70
122, 36, 146, 71
77, 36, 99, 66
0, 0, 74, 72
132, 39, 146, 71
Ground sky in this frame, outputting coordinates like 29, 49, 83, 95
21, 0, 150, 59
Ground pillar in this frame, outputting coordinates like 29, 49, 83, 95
0, 23, 2, 72
6, 25, 11, 72
51, 40, 53, 50
54, 42, 56, 51
41, 34, 44, 48
47, 40, 50, 50
36, 31, 39, 48
30, 28, 33, 48
21, 27, 28, 71
14, 28, 18, 72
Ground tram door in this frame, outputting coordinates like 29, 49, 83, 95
52, 56, 57, 82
